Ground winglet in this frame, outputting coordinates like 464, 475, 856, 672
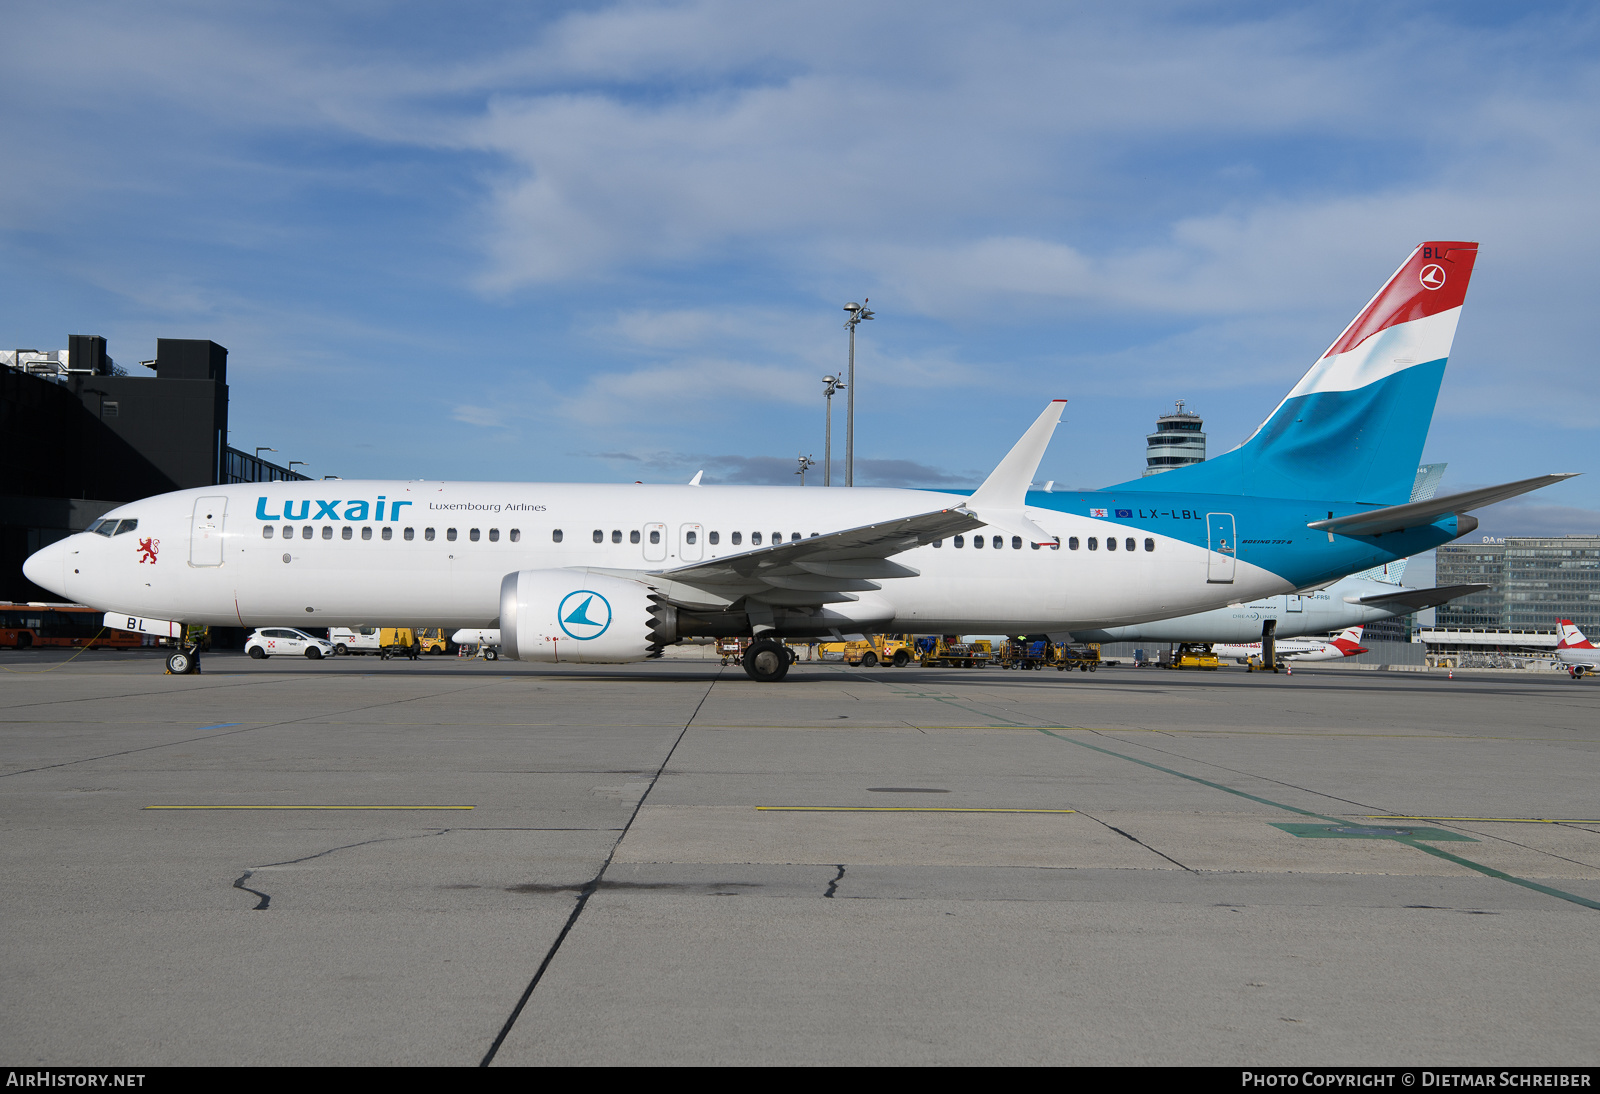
962, 400, 1067, 546
970, 401, 1066, 509
688, 470, 704, 487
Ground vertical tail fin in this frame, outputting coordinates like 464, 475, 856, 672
1117, 243, 1479, 503
1557, 620, 1596, 650
1351, 462, 1448, 584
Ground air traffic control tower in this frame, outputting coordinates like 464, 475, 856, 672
1141, 400, 1206, 477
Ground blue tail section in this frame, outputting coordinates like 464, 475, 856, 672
1113, 241, 1478, 505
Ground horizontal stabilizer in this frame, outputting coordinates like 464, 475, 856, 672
1307, 474, 1579, 536
1342, 583, 1489, 613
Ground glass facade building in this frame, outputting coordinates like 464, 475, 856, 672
1436, 535, 1600, 631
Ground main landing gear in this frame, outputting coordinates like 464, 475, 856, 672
165, 644, 202, 675
742, 638, 792, 682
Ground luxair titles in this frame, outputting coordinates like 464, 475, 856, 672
256, 497, 546, 521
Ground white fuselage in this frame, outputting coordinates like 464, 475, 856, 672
1073, 577, 1411, 644
27, 480, 1296, 635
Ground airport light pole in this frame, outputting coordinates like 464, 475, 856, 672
843, 300, 873, 486
255, 447, 276, 461
821, 374, 845, 486
288, 461, 308, 480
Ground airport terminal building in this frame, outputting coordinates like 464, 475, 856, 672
1437, 535, 1600, 633
2, 336, 310, 604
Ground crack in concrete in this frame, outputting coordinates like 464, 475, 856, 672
824, 864, 845, 898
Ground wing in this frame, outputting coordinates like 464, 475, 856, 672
577, 508, 983, 609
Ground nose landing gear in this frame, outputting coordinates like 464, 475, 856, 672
165, 644, 202, 675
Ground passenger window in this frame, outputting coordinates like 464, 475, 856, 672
404, 528, 414, 541
791, 533, 801, 542
1126, 538, 1136, 552
263, 526, 274, 539
1088, 537, 1098, 550
648, 530, 659, 544
1069, 537, 1079, 550
425, 528, 436, 541
629, 530, 640, 544
490, 529, 500, 542
1106, 537, 1116, 551
362, 527, 373, 540
752, 532, 762, 545
772, 532, 781, 544
954, 535, 965, 548
552, 529, 563, 543
592, 529, 603, 543
1012, 536, 1022, 550
447, 528, 458, 542
319, 526, 330, 540
686, 530, 697, 544
933, 539, 942, 548
1144, 538, 1155, 552
610, 530, 621, 543
973, 535, 984, 549
731, 532, 742, 545
709, 531, 719, 545
470, 528, 480, 542
510, 529, 521, 542
1031, 541, 1040, 550
336, 526, 349, 540
381, 527, 392, 541
992, 535, 1002, 550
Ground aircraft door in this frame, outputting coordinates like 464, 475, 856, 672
190, 496, 228, 567
1287, 594, 1304, 612
642, 523, 667, 563
1206, 512, 1236, 584
679, 523, 704, 562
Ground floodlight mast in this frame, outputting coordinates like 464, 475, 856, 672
821, 374, 844, 486
842, 300, 874, 486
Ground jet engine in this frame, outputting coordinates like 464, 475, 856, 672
498, 570, 676, 663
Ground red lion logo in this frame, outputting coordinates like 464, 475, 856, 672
137, 537, 160, 564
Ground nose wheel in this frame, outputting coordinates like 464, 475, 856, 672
165, 644, 202, 675
741, 638, 791, 682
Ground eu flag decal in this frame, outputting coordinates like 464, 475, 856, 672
1115, 509, 1133, 518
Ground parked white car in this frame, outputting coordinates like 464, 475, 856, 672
245, 628, 335, 660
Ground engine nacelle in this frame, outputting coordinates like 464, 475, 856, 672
498, 570, 676, 663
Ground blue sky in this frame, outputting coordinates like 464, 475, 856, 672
3, 0, 1598, 547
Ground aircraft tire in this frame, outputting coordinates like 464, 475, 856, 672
166, 650, 194, 675
742, 639, 790, 682
484, 648, 498, 661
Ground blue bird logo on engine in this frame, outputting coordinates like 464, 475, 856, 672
558, 590, 613, 640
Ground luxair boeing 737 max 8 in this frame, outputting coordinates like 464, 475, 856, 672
22, 241, 1578, 680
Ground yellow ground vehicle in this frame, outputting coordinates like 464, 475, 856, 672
415, 628, 452, 655
818, 634, 917, 668
917, 636, 992, 668
1160, 643, 1223, 670
331, 626, 421, 659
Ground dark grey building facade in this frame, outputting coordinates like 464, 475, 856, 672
3, 336, 307, 604
1436, 535, 1600, 632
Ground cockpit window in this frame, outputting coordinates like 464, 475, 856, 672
88, 519, 114, 537
113, 519, 138, 535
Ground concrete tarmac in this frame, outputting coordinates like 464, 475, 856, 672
2, 649, 1597, 1066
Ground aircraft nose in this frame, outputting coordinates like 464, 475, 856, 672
22, 538, 68, 598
